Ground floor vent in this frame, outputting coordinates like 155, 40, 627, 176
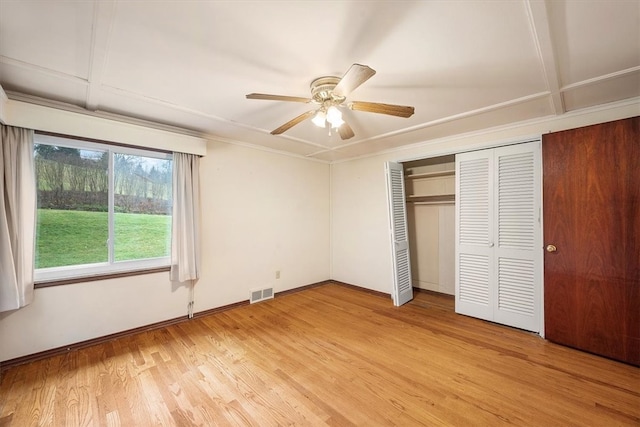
250, 287, 274, 304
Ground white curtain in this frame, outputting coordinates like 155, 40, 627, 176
170, 152, 201, 283
0, 125, 36, 312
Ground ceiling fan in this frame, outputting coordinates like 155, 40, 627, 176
246, 64, 415, 140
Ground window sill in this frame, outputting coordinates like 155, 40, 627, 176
34, 266, 171, 288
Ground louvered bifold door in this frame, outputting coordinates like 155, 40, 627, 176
455, 151, 494, 321
385, 162, 413, 306
493, 142, 541, 332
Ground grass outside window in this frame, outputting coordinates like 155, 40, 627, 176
36, 209, 171, 269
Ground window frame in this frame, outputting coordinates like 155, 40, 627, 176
33, 132, 173, 283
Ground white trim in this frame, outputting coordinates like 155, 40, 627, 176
0, 55, 88, 84
209, 135, 331, 164
108, 149, 115, 264
4, 99, 207, 156
538, 152, 546, 338
85, 0, 117, 111
329, 163, 333, 279
34, 257, 170, 282
4, 88, 637, 165
525, 0, 564, 115
33, 134, 173, 282
561, 66, 640, 91
35, 133, 172, 160
396, 135, 542, 164
0, 84, 8, 124
6, 93, 330, 163
336, 92, 552, 152
332, 97, 640, 164
5, 91, 202, 137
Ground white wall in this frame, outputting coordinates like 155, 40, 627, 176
195, 141, 330, 311
330, 157, 394, 294
330, 100, 639, 294
0, 273, 188, 361
0, 106, 330, 362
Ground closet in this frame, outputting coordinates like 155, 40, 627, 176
390, 141, 542, 334
403, 155, 456, 296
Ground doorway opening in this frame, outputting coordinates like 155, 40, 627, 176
403, 155, 456, 302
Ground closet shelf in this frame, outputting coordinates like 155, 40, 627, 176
406, 194, 455, 203
405, 170, 455, 180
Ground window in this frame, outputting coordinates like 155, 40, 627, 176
34, 133, 172, 282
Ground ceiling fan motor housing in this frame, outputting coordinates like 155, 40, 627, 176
310, 76, 345, 105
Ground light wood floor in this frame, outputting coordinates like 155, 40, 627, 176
1, 283, 638, 426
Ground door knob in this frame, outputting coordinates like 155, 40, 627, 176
546, 244, 557, 252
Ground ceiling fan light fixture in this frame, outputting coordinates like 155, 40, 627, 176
329, 117, 344, 128
312, 110, 326, 127
326, 106, 343, 128
247, 64, 414, 139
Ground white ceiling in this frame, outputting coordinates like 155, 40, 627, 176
1, 0, 638, 162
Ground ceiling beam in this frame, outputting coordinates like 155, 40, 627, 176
85, 0, 117, 111
526, 0, 565, 115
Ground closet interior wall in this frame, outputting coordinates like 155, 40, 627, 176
404, 155, 456, 296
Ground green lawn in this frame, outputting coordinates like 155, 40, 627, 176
36, 209, 171, 268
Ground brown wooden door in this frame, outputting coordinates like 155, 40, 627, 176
543, 117, 639, 366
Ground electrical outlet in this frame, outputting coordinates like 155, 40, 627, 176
275, 270, 280, 279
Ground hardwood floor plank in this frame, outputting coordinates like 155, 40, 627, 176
104, 410, 120, 427
1, 283, 638, 426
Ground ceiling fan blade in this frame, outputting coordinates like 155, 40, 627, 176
271, 110, 316, 135
246, 93, 312, 103
332, 64, 376, 98
349, 101, 415, 118
338, 121, 355, 140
